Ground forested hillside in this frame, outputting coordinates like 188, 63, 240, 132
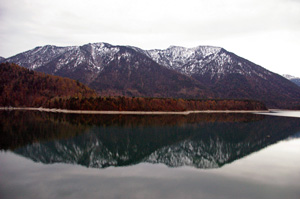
0, 63, 267, 111
0, 63, 97, 107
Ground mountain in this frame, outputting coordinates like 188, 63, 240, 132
283, 74, 300, 87
88, 46, 209, 98
4, 43, 300, 108
143, 46, 300, 108
0, 56, 5, 62
0, 62, 97, 107
4, 44, 210, 98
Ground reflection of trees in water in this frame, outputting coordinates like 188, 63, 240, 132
0, 111, 265, 150
1, 110, 300, 169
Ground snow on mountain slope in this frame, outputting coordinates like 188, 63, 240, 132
1, 42, 282, 82
5, 43, 120, 72
146, 46, 221, 75
3, 42, 300, 108
283, 74, 300, 87
144, 45, 272, 80
5, 43, 124, 85
283, 74, 296, 80
142, 45, 300, 107
5, 45, 73, 69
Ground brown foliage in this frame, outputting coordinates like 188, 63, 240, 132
47, 96, 267, 111
0, 63, 97, 107
0, 63, 267, 111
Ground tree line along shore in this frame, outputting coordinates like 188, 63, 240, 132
0, 62, 267, 111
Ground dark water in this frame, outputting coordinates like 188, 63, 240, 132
0, 111, 300, 199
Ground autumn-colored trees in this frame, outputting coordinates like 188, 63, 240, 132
46, 96, 267, 111
0, 63, 267, 111
0, 63, 97, 107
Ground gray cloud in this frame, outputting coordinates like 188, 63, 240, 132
0, 0, 300, 76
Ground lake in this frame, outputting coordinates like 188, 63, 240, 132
0, 110, 300, 199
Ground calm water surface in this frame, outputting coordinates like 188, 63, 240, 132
0, 111, 300, 199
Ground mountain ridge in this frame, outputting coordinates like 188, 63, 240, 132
3, 42, 300, 108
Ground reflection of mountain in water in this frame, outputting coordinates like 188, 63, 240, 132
1, 111, 300, 169
146, 139, 232, 168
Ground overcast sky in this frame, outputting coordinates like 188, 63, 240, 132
1, 0, 300, 76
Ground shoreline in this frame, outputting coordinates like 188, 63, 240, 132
0, 107, 270, 115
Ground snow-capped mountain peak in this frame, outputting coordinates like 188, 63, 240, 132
144, 45, 222, 75
144, 45, 268, 79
